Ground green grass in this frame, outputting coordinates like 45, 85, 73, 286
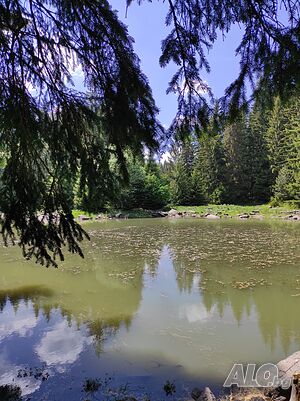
72, 208, 154, 219
72, 203, 299, 220
174, 203, 298, 218
72, 209, 96, 218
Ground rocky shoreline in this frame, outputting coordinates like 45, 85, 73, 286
77, 208, 300, 222
180, 351, 300, 401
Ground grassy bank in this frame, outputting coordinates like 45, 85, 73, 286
72, 208, 156, 219
174, 203, 299, 219
72, 203, 299, 221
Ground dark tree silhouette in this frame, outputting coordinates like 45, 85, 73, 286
0, 0, 162, 266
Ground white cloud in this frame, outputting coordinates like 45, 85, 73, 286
35, 320, 92, 367
179, 303, 212, 323
180, 79, 210, 96
0, 302, 38, 342
160, 151, 171, 163
70, 64, 84, 78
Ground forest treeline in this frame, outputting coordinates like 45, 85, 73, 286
75, 93, 300, 211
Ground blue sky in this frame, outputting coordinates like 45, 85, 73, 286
109, 0, 244, 126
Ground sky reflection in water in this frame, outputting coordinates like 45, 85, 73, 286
0, 219, 299, 400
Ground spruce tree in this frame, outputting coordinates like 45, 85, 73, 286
270, 95, 300, 202
193, 134, 227, 204
266, 97, 290, 179
223, 116, 253, 204
247, 107, 272, 202
170, 140, 196, 205
0, 0, 162, 265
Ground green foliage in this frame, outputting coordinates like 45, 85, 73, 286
194, 135, 227, 204
247, 106, 272, 202
267, 94, 300, 202
224, 112, 272, 204
116, 158, 170, 210
167, 92, 299, 206
266, 97, 290, 177
0, 0, 161, 265
169, 141, 198, 205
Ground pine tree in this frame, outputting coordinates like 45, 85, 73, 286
116, 157, 170, 210
266, 97, 290, 178
247, 107, 272, 202
170, 141, 196, 205
270, 95, 300, 202
223, 116, 253, 203
193, 135, 227, 204
0, 1, 162, 265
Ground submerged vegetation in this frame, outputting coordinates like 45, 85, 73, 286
0, 219, 299, 399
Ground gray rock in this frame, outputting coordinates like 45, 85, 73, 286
277, 351, 300, 386
239, 213, 250, 219
205, 214, 220, 220
197, 387, 216, 401
278, 351, 300, 370
252, 214, 264, 220
151, 211, 162, 218
283, 214, 300, 221
79, 214, 92, 221
158, 211, 168, 217
168, 208, 179, 217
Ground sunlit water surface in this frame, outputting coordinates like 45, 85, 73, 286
0, 219, 299, 400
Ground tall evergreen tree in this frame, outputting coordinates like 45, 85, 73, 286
247, 107, 272, 202
266, 97, 290, 179
223, 116, 254, 203
193, 134, 227, 204
170, 141, 196, 205
269, 95, 300, 202
0, 0, 162, 265
116, 157, 170, 210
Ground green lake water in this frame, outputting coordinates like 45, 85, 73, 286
0, 218, 299, 400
